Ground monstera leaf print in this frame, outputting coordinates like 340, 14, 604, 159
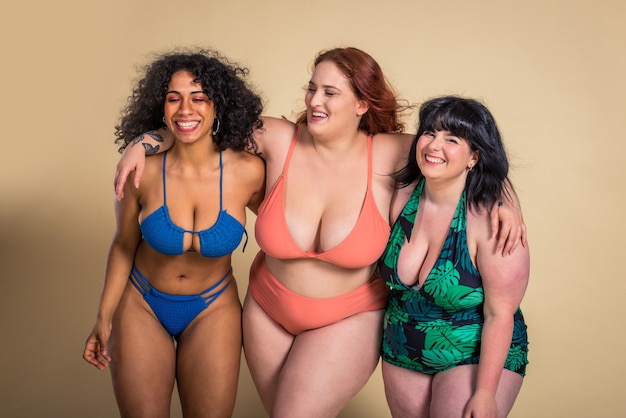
451, 305, 484, 323
423, 260, 460, 297
415, 318, 451, 333
425, 324, 481, 352
450, 193, 467, 233
380, 231, 404, 274
393, 354, 427, 373
382, 321, 409, 356
505, 345, 528, 374
385, 299, 410, 324
433, 285, 484, 311
421, 324, 481, 369
421, 348, 465, 370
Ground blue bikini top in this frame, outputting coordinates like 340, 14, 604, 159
140, 151, 247, 258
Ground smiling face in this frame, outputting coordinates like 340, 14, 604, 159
416, 130, 479, 183
163, 70, 216, 144
304, 60, 368, 139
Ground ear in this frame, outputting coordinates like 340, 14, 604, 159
469, 150, 479, 168
356, 99, 369, 116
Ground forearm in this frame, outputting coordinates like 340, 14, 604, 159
474, 315, 514, 396
96, 243, 136, 322
128, 129, 173, 155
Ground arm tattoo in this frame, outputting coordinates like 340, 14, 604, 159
130, 131, 164, 155
146, 131, 164, 143
131, 133, 145, 146
143, 143, 160, 155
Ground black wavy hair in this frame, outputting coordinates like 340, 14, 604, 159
395, 96, 511, 211
114, 48, 263, 153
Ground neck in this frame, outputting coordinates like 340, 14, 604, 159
168, 139, 219, 168
309, 129, 367, 161
422, 176, 467, 208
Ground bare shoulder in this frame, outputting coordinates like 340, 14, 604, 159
255, 116, 297, 156
389, 184, 415, 224
139, 154, 163, 181
467, 205, 530, 282
372, 132, 415, 171
225, 149, 265, 180
373, 132, 414, 150
466, 205, 493, 244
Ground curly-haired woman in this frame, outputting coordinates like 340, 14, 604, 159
82, 49, 265, 418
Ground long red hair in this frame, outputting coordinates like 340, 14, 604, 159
297, 47, 405, 134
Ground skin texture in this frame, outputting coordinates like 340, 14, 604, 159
84, 68, 265, 418
111, 51, 527, 417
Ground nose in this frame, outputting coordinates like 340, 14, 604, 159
308, 89, 323, 107
178, 98, 193, 115
428, 134, 443, 151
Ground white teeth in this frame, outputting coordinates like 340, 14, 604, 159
425, 155, 445, 164
312, 111, 327, 118
177, 121, 199, 128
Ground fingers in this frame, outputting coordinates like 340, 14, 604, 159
83, 339, 111, 371
114, 167, 125, 201
495, 222, 511, 256
490, 203, 500, 239
520, 220, 528, 248
134, 161, 144, 190
501, 226, 521, 256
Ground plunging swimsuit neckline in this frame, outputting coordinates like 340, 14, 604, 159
139, 151, 247, 258
254, 126, 390, 269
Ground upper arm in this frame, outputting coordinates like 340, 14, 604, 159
389, 185, 413, 225
245, 155, 266, 215
473, 211, 530, 316
112, 175, 143, 251
255, 116, 296, 158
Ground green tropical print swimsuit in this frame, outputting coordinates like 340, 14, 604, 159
378, 179, 529, 376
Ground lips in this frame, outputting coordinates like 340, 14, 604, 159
310, 110, 328, 121
425, 154, 445, 164
175, 121, 200, 131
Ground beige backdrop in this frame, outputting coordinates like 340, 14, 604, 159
1, 0, 624, 417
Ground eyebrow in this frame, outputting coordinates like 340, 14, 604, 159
308, 81, 341, 91
166, 90, 206, 95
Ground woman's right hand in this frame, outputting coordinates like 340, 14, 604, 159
114, 144, 147, 200
83, 321, 113, 371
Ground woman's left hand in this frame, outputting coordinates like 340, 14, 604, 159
463, 391, 498, 418
490, 199, 527, 256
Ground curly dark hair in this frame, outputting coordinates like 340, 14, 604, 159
395, 96, 512, 212
114, 48, 263, 153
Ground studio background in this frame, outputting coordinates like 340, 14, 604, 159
1, 1, 624, 417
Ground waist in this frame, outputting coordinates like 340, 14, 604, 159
256, 251, 379, 299
134, 245, 234, 295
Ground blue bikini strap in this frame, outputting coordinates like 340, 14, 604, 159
162, 151, 168, 205
218, 151, 223, 211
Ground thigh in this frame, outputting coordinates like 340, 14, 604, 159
272, 309, 384, 418
242, 292, 295, 414
381, 361, 432, 418
175, 281, 243, 418
109, 283, 176, 418
430, 365, 523, 418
